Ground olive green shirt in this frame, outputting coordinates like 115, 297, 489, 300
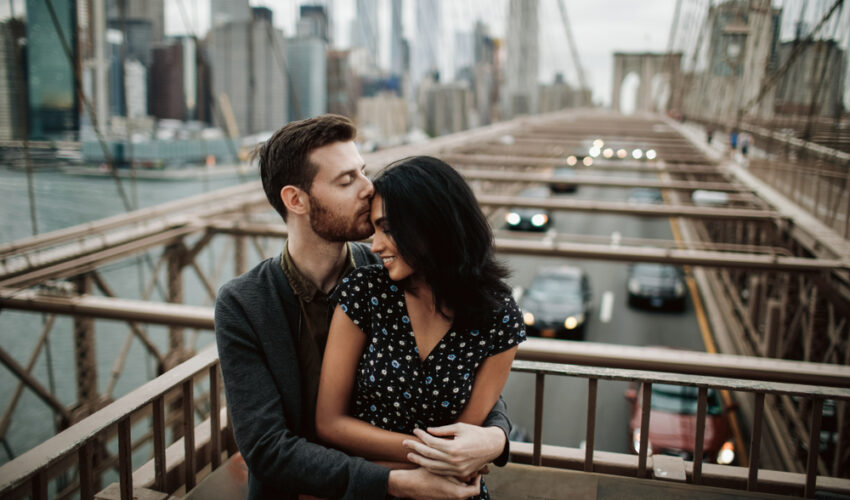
280, 242, 356, 438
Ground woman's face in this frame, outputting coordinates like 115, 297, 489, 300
370, 194, 415, 282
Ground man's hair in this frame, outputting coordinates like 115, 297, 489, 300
258, 114, 356, 221
373, 156, 511, 329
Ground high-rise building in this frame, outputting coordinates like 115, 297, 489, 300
297, 5, 329, 42
206, 7, 287, 135
412, 0, 440, 85
0, 19, 27, 140
454, 31, 473, 78
150, 41, 185, 120
107, 0, 165, 43
210, 0, 251, 28
26, 0, 79, 140
504, 0, 539, 118
286, 36, 328, 122
389, 0, 403, 76
352, 0, 379, 70
327, 49, 355, 117
422, 82, 472, 137
106, 18, 153, 67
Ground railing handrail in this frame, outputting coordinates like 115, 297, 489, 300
0, 344, 219, 494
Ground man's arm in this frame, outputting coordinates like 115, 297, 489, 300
215, 283, 387, 499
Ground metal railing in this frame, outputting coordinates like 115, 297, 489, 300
0, 345, 228, 500
1, 339, 848, 499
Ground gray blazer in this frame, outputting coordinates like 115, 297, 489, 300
215, 243, 511, 499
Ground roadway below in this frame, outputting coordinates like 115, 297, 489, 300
495, 165, 706, 455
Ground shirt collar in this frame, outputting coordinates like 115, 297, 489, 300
281, 241, 356, 302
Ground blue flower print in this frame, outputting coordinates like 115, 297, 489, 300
391, 360, 400, 369
403, 391, 411, 399
370, 404, 377, 412
341, 304, 348, 313
401, 315, 410, 324
470, 329, 480, 336
425, 376, 433, 384
502, 314, 510, 323
390, 284, 398, 292
371, 297, 379, 306
441, 401, 450, 407
369, 374, 375, 382
448, 354, 456, 360
342, 277, 349, 283
382, 328, 388, 335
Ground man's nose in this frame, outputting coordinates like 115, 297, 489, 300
360, 174, 374, 198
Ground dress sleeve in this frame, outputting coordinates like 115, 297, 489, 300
487, 296, 527, 356
331, 266, 376, 336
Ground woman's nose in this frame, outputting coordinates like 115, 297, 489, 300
370, 233, 382, 253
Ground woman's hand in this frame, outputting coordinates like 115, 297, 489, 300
402, 423, 506, 479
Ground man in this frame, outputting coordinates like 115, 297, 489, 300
215, 114, 512, 499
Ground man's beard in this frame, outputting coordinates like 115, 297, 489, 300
309, 195, 373, 242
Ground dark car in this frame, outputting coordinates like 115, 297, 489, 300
550, 167, 578, 193
505, 187, 552, 232
627, 262, 687, 310
520, 266, 592, 340
626, 382, 737, 465
627, 187, 664, 204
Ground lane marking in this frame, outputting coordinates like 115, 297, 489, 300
599, 291, 614, 323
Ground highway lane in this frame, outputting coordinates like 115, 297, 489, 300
495, 165, 706, 454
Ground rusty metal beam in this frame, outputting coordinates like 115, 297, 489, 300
0, 289, 215, 330
441, 152, 722, 174
461, 168, 747, 192
478, 194, 781, 221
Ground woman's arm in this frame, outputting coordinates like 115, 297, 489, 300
402, 346, 519, 478
316, 305, 417, 463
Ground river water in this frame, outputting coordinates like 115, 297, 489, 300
0, 165, 260, 465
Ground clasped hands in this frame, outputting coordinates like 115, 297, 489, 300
403, 422, 505, 482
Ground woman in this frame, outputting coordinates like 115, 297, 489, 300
316, 156, 525, 498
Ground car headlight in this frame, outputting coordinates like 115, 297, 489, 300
589, 146, 601, 157
603, 148, 614, 158
716, 440, 735, 465
632, 429, 652, 456
564, 313, 585, 330
506, 212, 521, 225
646, 149, 657, 160
582, 156, 593, 166
674, 281, 685, 297
632, 149, 643, 159
628, 278, 641, 294
566, 155, 577, 166
523, 311, 535, 326
530, 214, 548, 227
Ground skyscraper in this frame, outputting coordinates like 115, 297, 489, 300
286, 37, 328, 122
210, 0, 251, 28
0, 19, 26, 140
352, 0, 379, 69
389, 0, 403, 76
412, 0, 440, 85
504, 0, 539, 117
297, 5, 329, 42
106, 0, 164, 43
206, 7, 287, 135
25, 0, 79, 140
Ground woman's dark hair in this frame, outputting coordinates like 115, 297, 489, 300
373, 156, 510, 328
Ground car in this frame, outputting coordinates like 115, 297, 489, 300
519, 266, 592, 340
505, 187, 552, 232
550, 167, 578, 193
627, 262, 687, 310
625, 382, 737, 465
627, 187, 664, 204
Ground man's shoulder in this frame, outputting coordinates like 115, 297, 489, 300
218, 255, 284, 304
350, 241, 381, 267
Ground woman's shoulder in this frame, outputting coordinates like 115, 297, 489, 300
339, 264, 392, 295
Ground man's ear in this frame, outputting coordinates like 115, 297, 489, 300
281, 185, 309, 216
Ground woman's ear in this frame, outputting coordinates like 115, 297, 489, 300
281, 185, 309, 216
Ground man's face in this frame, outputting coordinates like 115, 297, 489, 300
305, 141, 374, 242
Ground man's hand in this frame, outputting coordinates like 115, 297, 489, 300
387, 467, 481, 500
402, 424, 506, 479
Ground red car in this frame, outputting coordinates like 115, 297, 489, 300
625, 382, 737, 465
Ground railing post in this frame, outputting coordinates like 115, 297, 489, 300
152, 396, 167, 492
78, 440, 94, 500
748, 392, 765, 491
183, 379, 196, 490
763, 300, 782, 358
638, 383, 652, 478
73, 274, 99, 417
533, 373, 545, 466
118, 417, 133, 500
584, 378, 597, 472
210, 364, 222, 470
692, 386, 708, 485
805, 398, 824, 498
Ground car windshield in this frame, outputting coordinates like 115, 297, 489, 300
650, 384, 723, 416
527, 276, 582, 303
632, 263, 679, 279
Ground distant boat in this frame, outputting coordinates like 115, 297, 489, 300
60, 163, 255, 181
